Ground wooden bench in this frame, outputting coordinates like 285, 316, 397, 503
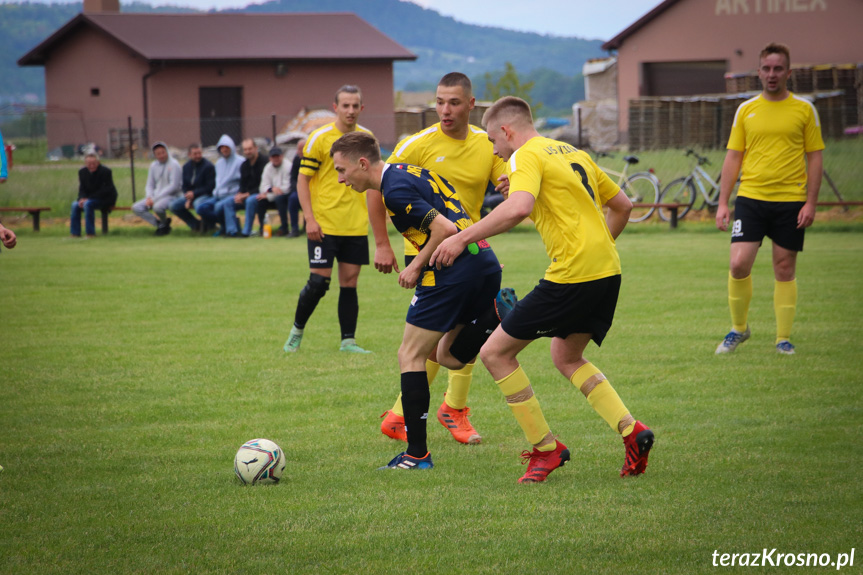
100, 206, 132, 234
631, 203, 686, 228
816, 200, 863, 211
0, 206, 52, 231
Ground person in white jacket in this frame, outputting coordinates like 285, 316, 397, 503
132, 141, 182, 235
246, 146, 291, 236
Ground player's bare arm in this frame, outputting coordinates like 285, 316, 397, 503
399, 215, 457, 289
798, 149, 822, 229
716, 149, 744, 231
604, 189, 633, 239
296, 173, 322, 241
366, 188, 399, 274
430, 190, 535, 268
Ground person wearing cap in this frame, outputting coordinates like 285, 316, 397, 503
251, 146, 292, 236
132, 141, 182, 235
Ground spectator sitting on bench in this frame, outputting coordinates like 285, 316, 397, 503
250, 146, 291, 236
197, 134, 242, 236
287, 138, 306, 237
72, 152, 117, 238
133, 141, 182, 236
170, 143, 215, 233
233, 138, 267, 237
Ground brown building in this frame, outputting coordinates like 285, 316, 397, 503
602, 0, 863, 141
17, 1, 416, 155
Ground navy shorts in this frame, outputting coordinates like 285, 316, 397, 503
731, 196, 805, 252
307, 235, 370, 269
406, 271, 501, 333
501, 275, 621, 345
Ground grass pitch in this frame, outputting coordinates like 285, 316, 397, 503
1, 223, 861, 574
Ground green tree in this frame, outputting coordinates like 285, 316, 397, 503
482, 62, 540, 111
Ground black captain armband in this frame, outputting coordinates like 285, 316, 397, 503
419, 209, 440, 233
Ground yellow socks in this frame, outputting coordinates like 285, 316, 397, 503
390, 359, 441, 417
729, 273, 752, 333
426, 359, 441, 386
570, 362, 634, 437
774, 279, 797, 343
496, 366, 553, 449
444, 363, 473, 410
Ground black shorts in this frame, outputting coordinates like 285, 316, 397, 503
307, 235, 370, 269
406, 272, 501, 333
501, 275, 621, 345
731, 196, 805, 252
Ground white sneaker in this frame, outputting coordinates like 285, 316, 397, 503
716, 326, 750, 354
284, 327, 303, 353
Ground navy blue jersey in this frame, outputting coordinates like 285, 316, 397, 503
381, 163, 500, 286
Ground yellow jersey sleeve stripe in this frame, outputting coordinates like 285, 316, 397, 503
394, 126, 439, 158
791, 94, 821, 127
304, 125, 334, 155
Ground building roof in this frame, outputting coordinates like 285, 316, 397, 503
601, 0, 681, 51
18, 12, 417, 66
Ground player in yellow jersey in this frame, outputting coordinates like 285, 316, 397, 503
379, 73, 509, 445
431, 96, 654, 483
283, 85, 394, 354
715, 43, 824, 356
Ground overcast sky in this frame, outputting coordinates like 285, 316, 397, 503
407, 0, 657, 40
34, 0, 658, 40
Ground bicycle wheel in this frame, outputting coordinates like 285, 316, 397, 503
622, 172, 660, 222
658, 177, 697, 221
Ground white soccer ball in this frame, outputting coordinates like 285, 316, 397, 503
234, 438, 286, 485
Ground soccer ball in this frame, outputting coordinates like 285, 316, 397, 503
234, 438, 286, 485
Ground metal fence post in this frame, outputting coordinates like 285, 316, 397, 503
128, 116, 137, 204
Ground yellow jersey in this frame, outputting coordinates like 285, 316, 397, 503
507, 137, 621, 284
387, 123, 506, 256
300, 122, 373, 235
728, 93, 825, 202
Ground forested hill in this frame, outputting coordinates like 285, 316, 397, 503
2, 0, 606, 114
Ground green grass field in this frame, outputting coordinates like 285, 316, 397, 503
1, 224, 861, 573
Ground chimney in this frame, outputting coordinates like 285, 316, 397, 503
83, 0, 120, 13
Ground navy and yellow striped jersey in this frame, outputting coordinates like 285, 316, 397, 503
381, 163, 500, 287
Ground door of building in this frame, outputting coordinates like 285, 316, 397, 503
199, 87, 242, 147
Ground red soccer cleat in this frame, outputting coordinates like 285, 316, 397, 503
518, 440, 570, 483
380, 410, 407, 442
437, 402, 482, 444
620, 421, 654, 477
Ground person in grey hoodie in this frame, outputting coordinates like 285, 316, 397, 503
197, 134, 243, 236
132, 141, 182, 235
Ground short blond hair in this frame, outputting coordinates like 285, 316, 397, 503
482, 96, 533, 129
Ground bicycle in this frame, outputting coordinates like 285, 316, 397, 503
595, 152, 661, 222
658, 149, 727, 222
659, 149, 844, 221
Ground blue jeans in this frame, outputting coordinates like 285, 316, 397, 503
70, 198, 107, 236
246, 193, 289, 235
288, 192, 300, 232
217, 196, 243, 235
170, 195, 210, 231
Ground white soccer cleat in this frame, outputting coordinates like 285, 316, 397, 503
716, 326, 750, 354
